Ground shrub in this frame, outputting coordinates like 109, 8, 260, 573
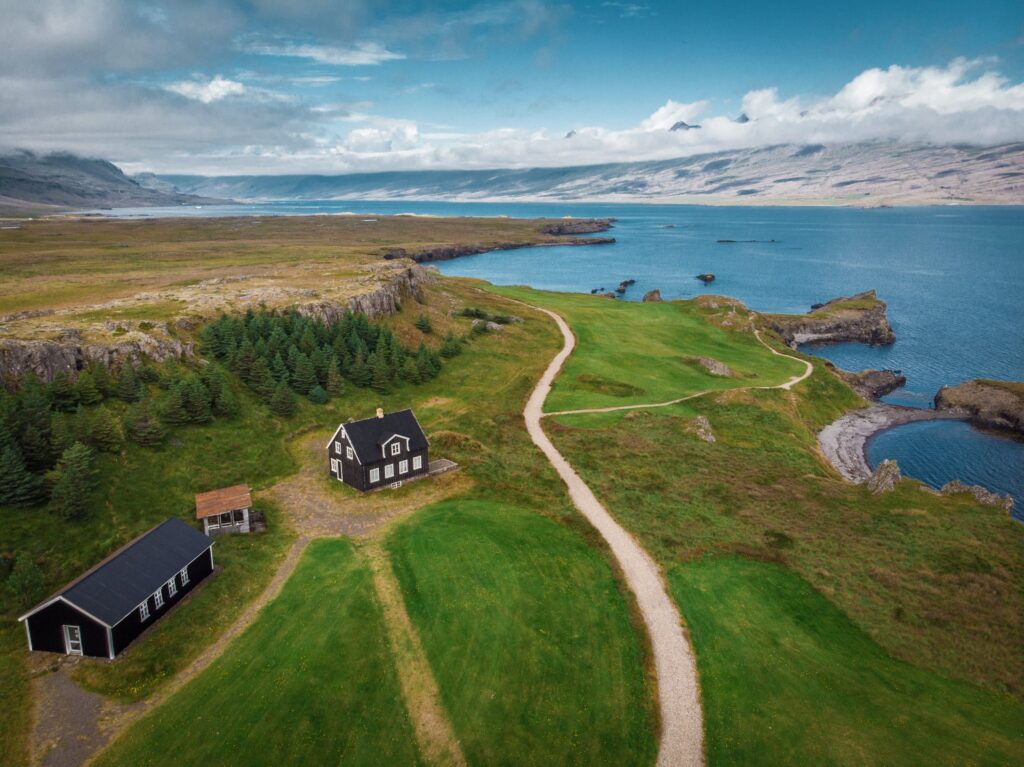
308, 385, 329, 405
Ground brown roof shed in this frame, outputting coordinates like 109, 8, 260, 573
195, 485, 252, 520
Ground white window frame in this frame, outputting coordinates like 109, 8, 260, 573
330, 458, 339, 474
369, 467, 380, 483
399, 459, 408, 474
390, 442, 401, 456
335, 441, 342, 453
346, 446, 354, 460
63, 625, 83, 656
153, 589, 164, 609
412, 455, 423, 471
179, 567, 189, 586
166, 577, 177, 597
139, 601, 150, 621
384, 463, 395, 479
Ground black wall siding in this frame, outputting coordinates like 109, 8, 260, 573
26, 601, 109, 657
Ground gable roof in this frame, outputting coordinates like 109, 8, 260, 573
338, 408, 428, 464
19, 517, 213, 627
195, 485, 252, 519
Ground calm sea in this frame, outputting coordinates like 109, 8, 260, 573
99, 200, 1024, 515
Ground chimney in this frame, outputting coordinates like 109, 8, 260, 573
376, 407, 384, 419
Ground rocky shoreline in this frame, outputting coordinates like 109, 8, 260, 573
934, 379, 1024, 435
766, 290, 896, 348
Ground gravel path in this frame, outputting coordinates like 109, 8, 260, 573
522, 304, 706, 767
817, 404, 961, 482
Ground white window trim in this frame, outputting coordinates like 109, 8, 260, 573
346, 446, 354, 460
330, 458, 339, 474
335, 441, 342, 453
139, 601, 150, 621
390, 442, 401, 456
399, 459, 408, 474
412, 455, 423, 471
166, 577, 177, 597
179, 567, 189, 586
153, 589, 164, 609
384, 463, 395, 479
369, 467, 380, 483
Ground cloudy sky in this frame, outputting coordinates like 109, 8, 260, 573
1, 0, 1022, 174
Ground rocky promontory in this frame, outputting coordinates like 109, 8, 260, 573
934, 379, 1024, 434
538, 218, 615, 235
383, 235, 615, 264
826, 362, 906, 400
765, 290, 896, 348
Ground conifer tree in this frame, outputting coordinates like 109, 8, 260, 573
49, 371, 79, 411
213, 384, 239, 418
370, 351, 392, 394
48, 442, 96, 520
115, 364, 142, 402
401, 357, 421, 384
7, 554, 45, 607
162, 383, 191, 426
271, 352, 290, 383
49, 412, 75, 455
414, 314, 433, 334
326, 366, 345, 396
269, 382, 297, 418
307, 385, 329, 405
75, 370, 102, 405
88, 363, 115, 397
125, 399, 167, 447
440, 332, 463, 358
249, 357, 277, 402
0, 445, 43, 507
291, 353, 317, 394
89, 406, 123, 452
19, 424, 51, 473
182, 376, 212, 423
233, 339, 257, 382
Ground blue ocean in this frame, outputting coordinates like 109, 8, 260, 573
101, 200, 1024, 514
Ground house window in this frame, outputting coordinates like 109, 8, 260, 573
233, 509, 244, 522
139, 601, 150, 621
346, 446, 353, 460
335, 441, 342, 453
369, 467, 380, 483
390, 442, 401, 456
384, 463, 395, 479
331, 458, 339, 474
220, 512, 232, 525
153, 589, 164, 609
179, 567, 189, 586
412, 456, 423, 471
166, 577, 177, 597
399, 460, 408, 474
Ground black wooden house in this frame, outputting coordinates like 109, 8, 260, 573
19, 518, 214, 659
326, 408, 429, 492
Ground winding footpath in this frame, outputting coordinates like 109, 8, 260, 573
524, 311, 814, 767
523, 305, 706, 767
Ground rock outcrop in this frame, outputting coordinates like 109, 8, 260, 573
934, 379, 1024, 434
829, 364, 906, 400
382, 225, 616, 264
766, 290, 896, 348
696, 273, 715, 283
867, 459, 902, 493
642, 289, 663, 302
686, 357, 733, 377
689, 416, 716, 443
940, 480, 1015, 512
538, 218, 615, 235
297, 263, 432, 323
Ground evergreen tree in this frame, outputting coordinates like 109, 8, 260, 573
19, 424, 51, 473
182, 376, 213, 423
49, 371, 79, 411
75, 370, 103, 405
49, 412, 75, 455
326, 366, 345, 396
291, 353, 317, 394
416, 342, 439, 381
370, 351, 392, 394
401, 357, 421, 384
233, 339, 257, 382
249, 357, 277, 402
350, 351, 371, 388
6, 554, 45, 607
440, 332, 463, 358
269, 383, 296, 418
125, 399, 167, 447
48, 442, 96, 520
310, 348, 329, 385
213, 384, 239, 418
161, 383, 191, 426
88, 363, 115, 397
307, 385, 329, 405
89, 406, 123, 452
271, 352, 290, 383
299, 327, 318, 354
115, 365, 142, 402
414, 314, 433, 334
0, 445, 43, 507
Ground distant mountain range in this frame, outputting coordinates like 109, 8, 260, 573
2, 143, 1022, 213
0, 151, 211, 213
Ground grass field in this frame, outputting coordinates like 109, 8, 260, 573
671, 557, 1024, 765
387, 499, 656, 767
490, 286, 804, 413
96, 539, 423, 767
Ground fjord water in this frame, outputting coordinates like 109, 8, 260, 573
106, 200, 1024, 512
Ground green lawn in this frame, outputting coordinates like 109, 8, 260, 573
387, 499, 657, 767
490, 286, 804, 413
97, 539, 422, 767
671, 557, 1024, 766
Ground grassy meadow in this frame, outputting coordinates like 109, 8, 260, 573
96, 539, 423, 767
387, 499, 656, 767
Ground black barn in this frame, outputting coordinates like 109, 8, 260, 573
19, 518, 214, 659
326, 408, 429, 492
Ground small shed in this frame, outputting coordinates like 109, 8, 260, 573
19, 518, 214, 659
195, 485, 253, 535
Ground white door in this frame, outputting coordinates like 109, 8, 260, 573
63, 625, 83, 655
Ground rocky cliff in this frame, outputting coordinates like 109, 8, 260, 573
827, 363, 906, 400
766, 290, 896, 348
934, 379, 1024, 434
296, 263, 433, 323
382, 234, 615, 264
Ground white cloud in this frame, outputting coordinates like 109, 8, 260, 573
639, 99, 708, 130
247, 41, 404, 66
165, 75, 246, 103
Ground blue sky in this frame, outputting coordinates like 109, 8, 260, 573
1, 0, 1022, 173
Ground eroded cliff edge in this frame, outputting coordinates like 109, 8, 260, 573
935, 379, 1024, 434
765, 290, 896, 348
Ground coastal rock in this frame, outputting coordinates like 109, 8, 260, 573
538, 218, 615, 235
696, 273, 715, 283
940, 480, 1015, 512
382, 234, 616, 264
831, 365, 907, 400
766, 290, 896, 348
599, 292, 617, 299
689, 416, 716, 443
934, 380, 1024, 434
642, 289, 663, 302
867, 459, 902, 494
